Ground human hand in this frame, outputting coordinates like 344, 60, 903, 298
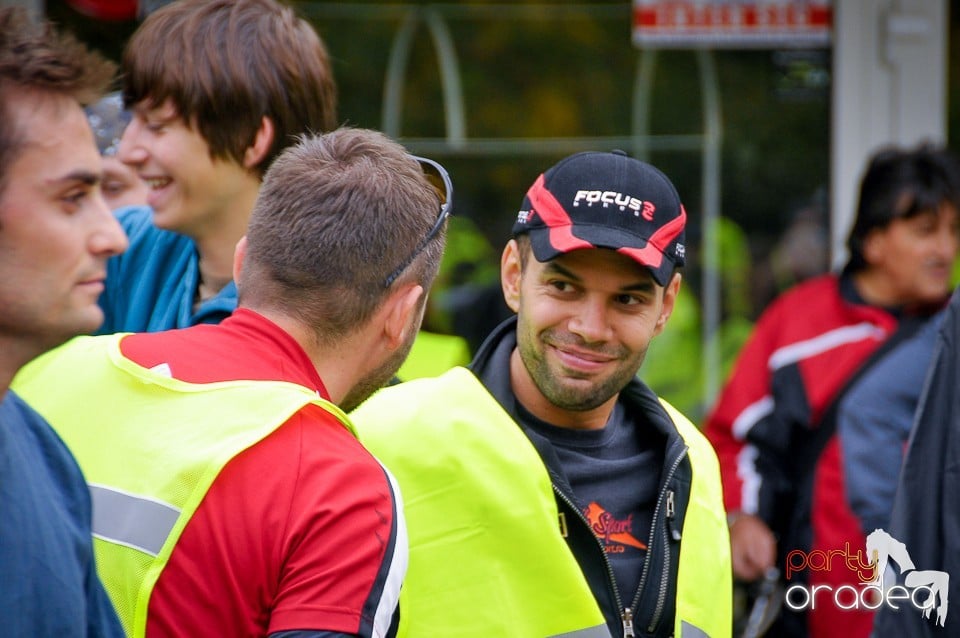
729, 513, 777, 582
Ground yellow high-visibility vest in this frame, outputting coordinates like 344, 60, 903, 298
353, 366, 731, 638
14, 334, 352, 637
397, 330, 471, 381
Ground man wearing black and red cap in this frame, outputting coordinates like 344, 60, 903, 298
353, 150, 732, 638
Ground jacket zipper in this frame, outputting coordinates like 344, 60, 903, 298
554, 443, 688, 638
633, 447, 688, 635
552, 486, 627, 632
649, 488, 678, 632
622, 606, 635, 637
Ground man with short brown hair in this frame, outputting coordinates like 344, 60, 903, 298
16, 127, 450, 637
0, 7, 127, 635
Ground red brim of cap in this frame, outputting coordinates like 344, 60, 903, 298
524, 224, 678, 287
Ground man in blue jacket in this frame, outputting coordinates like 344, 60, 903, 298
873, 286, 960, 637
0, 8, 128, 635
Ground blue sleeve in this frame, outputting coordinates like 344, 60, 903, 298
875, 295, 960, 636
85, 559, 124, 637
0, 393, 124, 637
838, 313, 944, 534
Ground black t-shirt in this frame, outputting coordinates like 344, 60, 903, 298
516, 399, 665, 602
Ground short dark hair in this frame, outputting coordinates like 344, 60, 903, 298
846, 143, 960, 272
0, 8, 115, 193
122, 0, 337, 177
241, 127, 447, 344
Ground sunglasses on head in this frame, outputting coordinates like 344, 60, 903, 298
382, 155, 453, 288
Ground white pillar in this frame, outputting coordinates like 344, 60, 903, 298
830, 0, 948, 268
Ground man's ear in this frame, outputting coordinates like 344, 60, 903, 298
653, 272, 682, 337
383, 283, 426, 349
501, 239, 522, 313
233, 235, 248, 282
243, 116, 275, 169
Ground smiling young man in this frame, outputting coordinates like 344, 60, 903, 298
0, 8, 128, 634
705, 143, 960, 638
352, 150, 732, 638
97, 0, 337, 333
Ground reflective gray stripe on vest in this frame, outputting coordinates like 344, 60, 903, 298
549, 624, 612, 638
90, 483, 181, 557
681, 620, 709, 638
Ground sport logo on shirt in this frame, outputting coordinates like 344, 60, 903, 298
583, 502, 647, 553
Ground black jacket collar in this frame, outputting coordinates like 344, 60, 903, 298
468, 315, 687, 453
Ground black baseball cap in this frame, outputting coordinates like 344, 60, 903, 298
512, 150, 686, 286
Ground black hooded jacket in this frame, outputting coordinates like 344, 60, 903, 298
470, 317, 694, 637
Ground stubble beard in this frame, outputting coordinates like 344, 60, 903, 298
518, 328, 644, 413
339, 331, 418, 413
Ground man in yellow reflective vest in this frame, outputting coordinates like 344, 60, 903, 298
353, 150, 732, 637
15, 127, 452, 638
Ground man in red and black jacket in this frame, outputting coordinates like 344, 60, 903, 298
705, 143, 960, 638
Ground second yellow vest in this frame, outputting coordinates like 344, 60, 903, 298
353, 367, 731, 637
14, 334, 353, 637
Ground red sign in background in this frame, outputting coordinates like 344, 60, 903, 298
633, 1, 832, 48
